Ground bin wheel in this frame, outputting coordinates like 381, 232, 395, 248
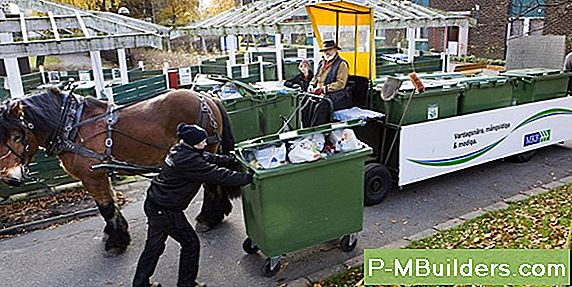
340, 234, 358, 252
507, 150, 536, 163
263, 258, 281, 277
242, 238, 259, 254
364, 163, 392, 206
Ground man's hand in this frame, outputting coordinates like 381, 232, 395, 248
309, 85, 324, 95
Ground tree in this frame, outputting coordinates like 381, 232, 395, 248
201, 0, 236, 18
53, 0, 119, 11
118, 0, 154, 20
155, 0, 200, 26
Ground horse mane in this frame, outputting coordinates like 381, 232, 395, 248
17, 87, 65, 137
0, 101, 20, 144
84, 96, 107, 109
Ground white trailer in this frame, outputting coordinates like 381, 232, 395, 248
360, 97, 572, 205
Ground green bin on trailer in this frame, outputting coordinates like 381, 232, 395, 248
371, 78, 463, 125
458, 76, 514, 114
236, 122, 371, 275
224, 86, 298, 142
192, 75, 300, 141
283, 58, 307, 80
224, 96, 266, 142
262, 93, 299, 134
252, 81, 300, 135
501, 68, 570, 104
190, 74, 261, 141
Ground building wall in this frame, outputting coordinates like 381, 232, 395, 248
385, 29, 407, 48
429, 0, 511, 59
543, 0, 572, 53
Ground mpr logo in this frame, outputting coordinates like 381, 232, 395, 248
524, 129, 551, 147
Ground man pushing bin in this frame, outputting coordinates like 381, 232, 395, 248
133, 124, 253, 287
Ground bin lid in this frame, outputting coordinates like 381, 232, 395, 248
373, 77, 461, 94
373, 72, 467, 86
192, 74, 259, 96
418, 72, 466, 80
458, 75, 511, 86
501, 68, 564, 78
283, 57, 307, 63
252, 81, 298, 94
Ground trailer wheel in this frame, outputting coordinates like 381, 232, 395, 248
242, 238, 259, 254
364, 163, 392, 206
508, 150, 536, 163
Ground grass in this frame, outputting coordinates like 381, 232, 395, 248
29, 56, 63, 70
312, 184, 572, 287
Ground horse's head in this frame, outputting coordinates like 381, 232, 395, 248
0, 100, 36, 186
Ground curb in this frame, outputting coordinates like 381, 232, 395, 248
2, 177, 147, 204
0, 179, 150, 236
0, 207, 99, 236
281, 177, 570, 286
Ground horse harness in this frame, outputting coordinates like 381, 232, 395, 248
196, 94, 221, 145
6, 91, 222, 176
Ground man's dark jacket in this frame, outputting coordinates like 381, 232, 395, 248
147, 143, 252, 211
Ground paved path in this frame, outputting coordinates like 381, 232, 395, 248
1, 142, 571, 287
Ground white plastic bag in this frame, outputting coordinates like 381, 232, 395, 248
253, 143, 287, 169
219, 82, 243, 100
329, 129, 364, 152
287, 134, 325, 163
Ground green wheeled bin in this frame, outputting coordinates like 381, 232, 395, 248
371, 78, 463, 125
224, 96, 266, 142
252, 81, 300, 134
236, 123, 371, 276
283, 57, 311, 80
224, 89, 299, 142
458, 76, 514, 114
501, 68, 571, 104
193, 75, 300, 141
190, 74, 264, 142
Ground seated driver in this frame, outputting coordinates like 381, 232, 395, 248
303, 40, 353, 127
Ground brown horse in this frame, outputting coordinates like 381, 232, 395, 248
0, 88, 240, 254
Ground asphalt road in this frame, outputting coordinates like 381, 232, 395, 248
1, 142, 571, 287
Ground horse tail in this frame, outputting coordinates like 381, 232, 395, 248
213, 98, 235, 155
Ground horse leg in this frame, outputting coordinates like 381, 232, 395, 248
195, 184, 233, 233
83, 174, 131, 254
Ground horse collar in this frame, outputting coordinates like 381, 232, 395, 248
44, 93, 85, 157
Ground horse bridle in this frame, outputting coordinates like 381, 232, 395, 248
1, 114, 34, 179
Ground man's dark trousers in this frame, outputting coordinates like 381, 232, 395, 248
133, 200, 200, 287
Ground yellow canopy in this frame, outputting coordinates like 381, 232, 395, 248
306, 0, 375, 79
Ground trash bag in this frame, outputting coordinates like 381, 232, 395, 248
220, 82, 243, 100
288, 134, 325, 163
329, 129, 364, 153
253, 143, 287, 169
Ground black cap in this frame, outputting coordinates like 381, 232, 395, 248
320, 40, 341, 52
177, 123, 208, 146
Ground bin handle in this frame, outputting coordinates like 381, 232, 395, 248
521, 78, 534, 84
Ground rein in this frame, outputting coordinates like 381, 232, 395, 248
0, 149, 11, 160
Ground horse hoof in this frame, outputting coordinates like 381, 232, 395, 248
104, 239, 129, 255
104, 247, 126, 257
195, 222, 213, 233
